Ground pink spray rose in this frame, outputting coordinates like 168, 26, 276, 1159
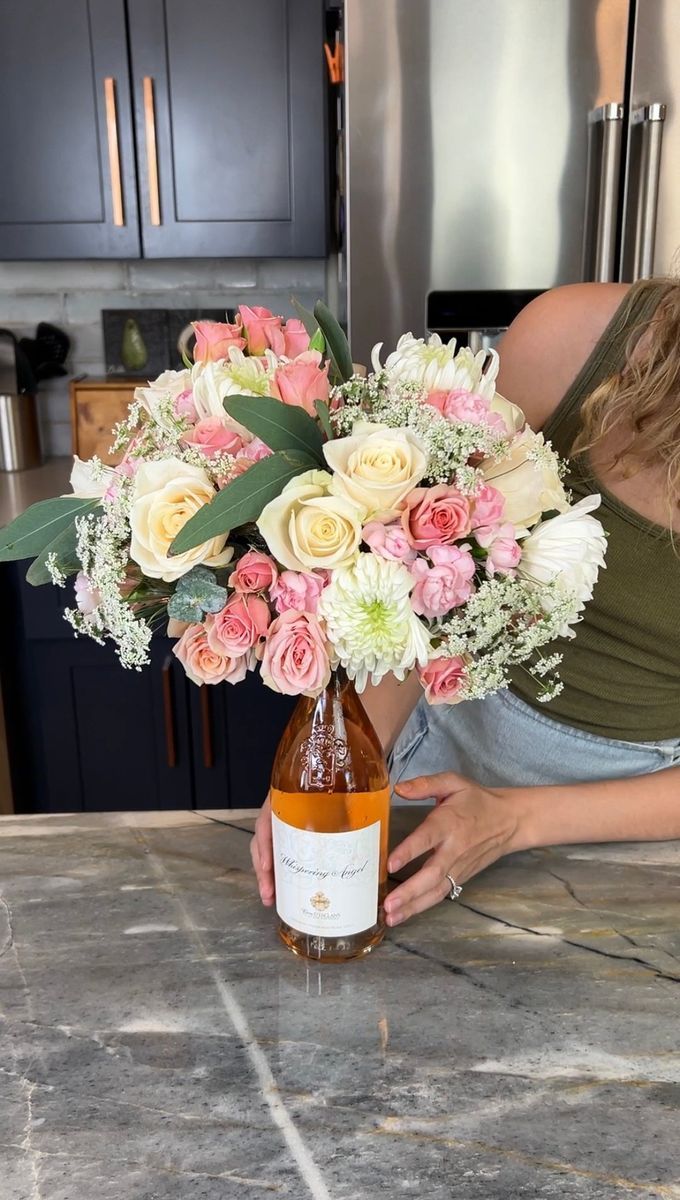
173, 389, 198, 421
230, 550, 278, 594
239, 305, 285, 356
410, 544, 476, 617
240, 436, 272, 463
470, 484, 505, 529
192, 319, 246, 362
207, 594, 271, 657
270, 570, 327, 615
418, 655, 468, 705
475, 522, 522, 577
283, 318, 311, 358
260, 610, 331, 696
173, 623, 248, 686
181, 417, 245, 458
271, 351, 330, 417
426, 389, 507, 435
402, 485, 472, 551
362, 520, 416, 563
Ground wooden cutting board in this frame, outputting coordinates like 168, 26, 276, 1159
70, 378, 138, 464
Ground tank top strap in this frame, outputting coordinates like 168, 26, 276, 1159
543, 279, 673, 449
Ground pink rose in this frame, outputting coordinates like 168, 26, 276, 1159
410, 544, 476, 617
402, 485, 472, 551
426, 389, 507, 435
173, 389, 198, 421
475, 522, 522, 578
283, 318, 310, 359
181, 417, 245, 458
270, 570, 327, 615
240, 436, 272, 462
239, 305, 285, 356
193, 319, 246, 362
271, 351, 330, 417
362, 520, 416, 563
261, 610, 331, 696
173, 623, 248, 686
418, 656, 468, 705
231, 550, 278, 594
207, 594, 271, 657
471, 484, 505, 529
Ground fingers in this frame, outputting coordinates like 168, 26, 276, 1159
252, 794, 275, 907
387, 805, 454, 873
385, 871, 452, 927
395, 771, 470, 802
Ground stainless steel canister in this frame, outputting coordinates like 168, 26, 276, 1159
0, 393, 43, 472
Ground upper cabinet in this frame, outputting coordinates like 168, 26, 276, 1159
0, 0, 328, 260
0, 0, 140, 257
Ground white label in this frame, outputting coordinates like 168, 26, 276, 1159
272, 814, 380, 938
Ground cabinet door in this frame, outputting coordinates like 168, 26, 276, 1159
128, 0, 327, 257
0, 0, 139, 258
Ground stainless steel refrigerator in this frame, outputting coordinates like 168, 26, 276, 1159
343, 0, 680, 364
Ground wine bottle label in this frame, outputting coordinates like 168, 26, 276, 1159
271, 813, 381, 938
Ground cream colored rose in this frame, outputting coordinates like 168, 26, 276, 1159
257, 469, 363, 572
323, 422, 428, 518
481, 430, 568, 528
129, 458, 233, 582
489, 391, 525, 436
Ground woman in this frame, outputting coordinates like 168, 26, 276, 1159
252, 277, 680, 926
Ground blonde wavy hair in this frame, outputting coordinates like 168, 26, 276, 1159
573, 280, 680, 511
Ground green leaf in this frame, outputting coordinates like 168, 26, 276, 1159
167, 565, 228, 624
0, 496, 99, 563
25, 512, 94, 586
170, 449, 317, 555
291, 296, 319, 339
313, 300, 354, 384
224, 395, 324, 464
309, 326, 326, 353
314, 399, 334, 441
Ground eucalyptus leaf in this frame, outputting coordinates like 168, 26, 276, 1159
313, 300, 354, 384
170, 449, 317, 555
291, 296, 319, 339
167, 565, 228, 624
25, 514, 93, 586
0, 496, 99, 563
309, 326, 326, 353
224, 395, 324, 464
314, 399, 334, 441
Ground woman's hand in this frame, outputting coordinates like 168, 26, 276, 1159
384, 772, 527, 927
251, 794, 275, 907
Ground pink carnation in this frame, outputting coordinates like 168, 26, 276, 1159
239, 305, 285, 356
261, 610, 331, 697
230, 551, 278, 594
173, 623, 248, 686
402, 485, 472, 551
270, 570, 327, 615
471, 484, 505, 529
475, 522, 522, 578
283, 318, 311, 358
181, 417, 245, 458
362, 520, 416, 563
426, 388, 506, 434
410, 544, 476, 617
418, 656, 468, 705
207, 594, 271, 657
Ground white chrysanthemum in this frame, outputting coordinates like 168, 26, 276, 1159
371, 332, 498, 400
518, 494, 607, 637
318, 554, 431, 691
192, 348, 276, 423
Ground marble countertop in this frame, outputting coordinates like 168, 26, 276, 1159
0, 457, 72, 528
1, 808, 680, 1200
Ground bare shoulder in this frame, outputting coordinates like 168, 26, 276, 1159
495, 283, 630, 430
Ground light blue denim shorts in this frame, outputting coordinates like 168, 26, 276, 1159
389, 687, 680, 794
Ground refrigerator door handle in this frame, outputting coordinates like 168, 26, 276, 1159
630, 104, 667, 280
582, 103, 624, 283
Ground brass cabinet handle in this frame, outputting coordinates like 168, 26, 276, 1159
103, 77, 124, 227
143, 76, 161, 226
161, 655, 177, 768
200, 687, 214, 769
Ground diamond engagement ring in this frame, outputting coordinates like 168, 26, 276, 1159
445, 873, 462, 901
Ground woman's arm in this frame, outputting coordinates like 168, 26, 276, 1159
359, 672, 422, 754
384, 765, 680, 925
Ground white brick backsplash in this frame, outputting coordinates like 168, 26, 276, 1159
256, 259, 326, 290
69, 322, 105, 364
0, 262, 127, 293
0, 293, 66, 325
41, 380, 71, 425
43, 422, 72, 458
127, 259, 257, 292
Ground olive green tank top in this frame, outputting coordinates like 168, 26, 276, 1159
510, 279, 680, 741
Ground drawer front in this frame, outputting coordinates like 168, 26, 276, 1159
71, 384, 137, 464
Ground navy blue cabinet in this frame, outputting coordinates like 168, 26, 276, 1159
1, 565, 294, 814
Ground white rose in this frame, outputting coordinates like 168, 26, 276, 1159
323, 422, 428, 518
518, 494, 607, 636
68, 456, 117, 499
489, 391, 525, 436
135, 369, 192, 432
371, 333, 499, 401
481, 429, 569, 527
257, 469, 363, 572
129, 457, 233, 583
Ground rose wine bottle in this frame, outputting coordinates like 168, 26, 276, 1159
270, 668, 390, 962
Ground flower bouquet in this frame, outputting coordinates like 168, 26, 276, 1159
0, 299, 606, 960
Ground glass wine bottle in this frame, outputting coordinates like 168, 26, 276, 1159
270, 667, 391, 962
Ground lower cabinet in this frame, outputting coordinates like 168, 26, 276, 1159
1, 565, 295, 814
